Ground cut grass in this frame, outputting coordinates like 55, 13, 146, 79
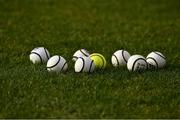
0, 0, 180, 118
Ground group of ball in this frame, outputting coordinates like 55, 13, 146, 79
29, 47, 166, 73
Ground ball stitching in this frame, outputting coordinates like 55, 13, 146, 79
31, 52, 43, 63
79, 57, 85, 72
132, 58, 147, 71
80, 49, 89, 57
146, 57, 159, 69
47, 56, 61, 68
113, 54, 119, 66
122, 50, 127, 63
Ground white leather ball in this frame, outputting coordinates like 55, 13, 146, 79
47, 55, 68, 72
111, 50, 131, 67
74, 57, 95, 73
146, 51, 166, 69
29, 47, 50, 64
127, 55, 148, 72
72, 49, 90, 61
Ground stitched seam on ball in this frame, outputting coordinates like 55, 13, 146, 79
122, 50, 127, 63
90, 54, 105, 69
79, 57, 85, 72
31, 52, 43, 63
73, 56, 78, 59
145, 59, 148, 70
132, 58, 146, 71
138, 58, 148, 70
44, 48, 49, 59
154, 52, 166, 59
113, 54, 119, 66
83, 49, 89, 54
61, 62, 67, 71
47, 56, 61, 68
80, 49, 89, 57
89, 60, 94, 73
146, 57, 158, 69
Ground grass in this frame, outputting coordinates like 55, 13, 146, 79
0, 0, 180, 118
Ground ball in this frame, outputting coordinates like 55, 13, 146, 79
72, 49, 90, 61
111, 50, 131, 67
29, 47, 50, 64
90, 53, 106, 69
146, 51, 166, 69
74, 57, 95, 73
127, 55, 148, 72
47, 55, 68, 72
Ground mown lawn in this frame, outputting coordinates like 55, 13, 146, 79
0, 0, 179, 118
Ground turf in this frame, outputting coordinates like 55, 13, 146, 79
0, 0, 180, 118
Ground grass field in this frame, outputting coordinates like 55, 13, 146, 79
0, 0, 180, 118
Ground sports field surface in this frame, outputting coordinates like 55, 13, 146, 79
0, 0, 179, 118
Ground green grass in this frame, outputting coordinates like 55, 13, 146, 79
0, 0, 180, 118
